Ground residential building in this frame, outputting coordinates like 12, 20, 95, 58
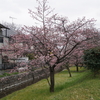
0, 24, 10, 66
0, 24, 29, 70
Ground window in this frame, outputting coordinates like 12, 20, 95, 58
0, 37, 3, 43
0, 29, 2, 36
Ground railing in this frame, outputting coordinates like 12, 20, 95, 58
0, 63, 16, 70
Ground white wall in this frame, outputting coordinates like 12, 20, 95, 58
0, 55, 2, 64
0, 37, 9, 47
15, 57, 29, 63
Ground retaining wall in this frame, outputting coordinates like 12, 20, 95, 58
0, 67, 63, 98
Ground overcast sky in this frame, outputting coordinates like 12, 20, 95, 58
0, 0, 100, 28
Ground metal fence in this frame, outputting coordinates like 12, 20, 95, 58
0, 63, 16, 70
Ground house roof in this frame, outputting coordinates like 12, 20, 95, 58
0, 24, 10, 29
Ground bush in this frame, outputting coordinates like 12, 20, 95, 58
83, 47, 100, 76
26, 53, 35, 60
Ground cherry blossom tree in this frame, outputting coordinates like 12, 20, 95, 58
25, 0, 99, 92
2, 0, 99, 92
69, 49, 84, 72
69, 29, 100, 72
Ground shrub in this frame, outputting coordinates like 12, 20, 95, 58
83, 47, 100, 76
26, 53, 35, 60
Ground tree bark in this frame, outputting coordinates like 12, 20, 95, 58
76, 66, 79, 72
65, 64, 72, 77
49, 66, 55, 92
67, 66, 72, 77
31, 71, 34, 83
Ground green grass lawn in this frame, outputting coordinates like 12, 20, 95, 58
1, 67, 100, 100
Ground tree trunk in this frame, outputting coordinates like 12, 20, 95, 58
49, 67, 55, 92
66, 66, 72, 77
65, 63, 72, 77
31, 71, 34, 83
76, 66, 79, 72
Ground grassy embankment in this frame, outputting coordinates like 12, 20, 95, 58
1, 67, 100, 100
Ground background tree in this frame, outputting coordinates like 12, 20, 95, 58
69, 50, 83, 72
2, 21, 21, 31
70, 29, 100, 72
83, 47, 100, 76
